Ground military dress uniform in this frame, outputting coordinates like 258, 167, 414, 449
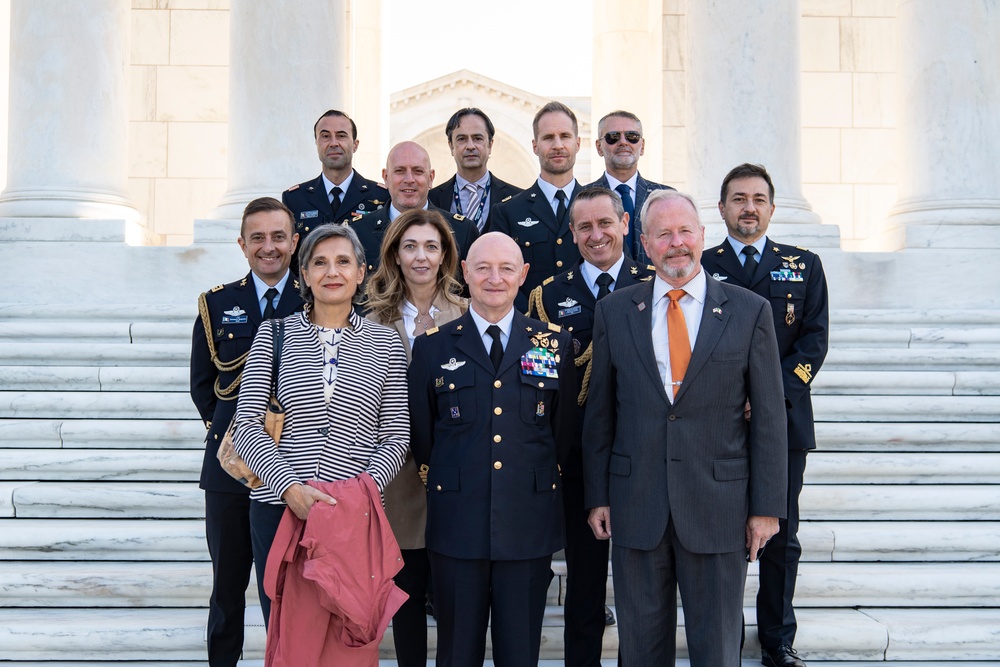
491, 181, 582, 311
190, 272, 304, 667
408, 310, 577, 667
701, 239, 829, 655
528, 257, 655, 667
281, 171, 388, 271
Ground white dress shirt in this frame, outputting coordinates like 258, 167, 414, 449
536, 178, 575, 217
401, 299, 441, 350
469, 306, 515, 353
604, 172, 638, 203
321, 170, 354, 204
650, 268, 707, 402
389, 201, 430, 222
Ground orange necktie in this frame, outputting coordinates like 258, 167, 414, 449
667, 289, 691, 391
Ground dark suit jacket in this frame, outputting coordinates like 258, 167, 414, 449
282, 170, 389, 234
584, 172, 674, 262
491, 180, 583, 311
348, 204, 479, 275
190, 272, 304, 493
428, 172, 523, 233
527, 257, 656, 477
583, 274, 787, 554
408, 310, 577, 561
702, 238, 829, 451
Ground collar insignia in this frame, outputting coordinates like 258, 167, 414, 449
630, 266, 638, 275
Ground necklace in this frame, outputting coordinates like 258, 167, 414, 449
413, 310, 435, 335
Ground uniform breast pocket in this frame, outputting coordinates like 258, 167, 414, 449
515, 226, 550, 268
213, 323, 254, 359
434, 366, 477, 425
770, 281, 807, 328
520, 372, 555, 425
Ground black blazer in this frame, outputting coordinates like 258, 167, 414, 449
190, 272, 305, 493
428, 172, 523, 233
702, 238, 830, 451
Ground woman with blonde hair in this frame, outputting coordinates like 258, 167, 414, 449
365, 208, 467, 666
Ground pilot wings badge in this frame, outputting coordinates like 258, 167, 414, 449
441, 358, 466, 371
223, 306, 246, 317
557, 297, 578, 308
517, 218, 541, 227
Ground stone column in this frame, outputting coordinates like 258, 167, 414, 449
889, 0, 1000, 237
0, 0, 137, 220
350, 0, 386, 178
685, 0, 819, 224
591, 0, 663, 183
211, 0, 350, 219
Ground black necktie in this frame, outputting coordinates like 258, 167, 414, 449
330, 186, 342, 214
555, 190, 567, 226
487, 325, 503, 371
596, 272, 614, 300
742, 245, 758, 280
262, 287, 278, 319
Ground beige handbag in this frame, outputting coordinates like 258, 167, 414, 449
217, 318, 285, 489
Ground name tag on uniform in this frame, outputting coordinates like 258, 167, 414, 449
300, 210, 319, 219
770, 269, 803, 282
521, 347, 558, 378
221, 315, 247, 324
558, 305, 581, 318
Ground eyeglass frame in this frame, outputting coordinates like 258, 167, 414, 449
603, 130, 642, 145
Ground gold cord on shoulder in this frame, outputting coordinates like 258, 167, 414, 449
198, 291, 249, 400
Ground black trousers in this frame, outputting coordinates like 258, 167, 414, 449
248, 499, 287, 628
392, 547, 430, 667
561, 475, 610, 667
429, 550, 552, 667
757, 449, 808, 650
204, 490, 254, 667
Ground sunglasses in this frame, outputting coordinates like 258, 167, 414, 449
603, 131, 642, 145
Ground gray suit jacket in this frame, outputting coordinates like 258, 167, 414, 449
583, 273, 787, 554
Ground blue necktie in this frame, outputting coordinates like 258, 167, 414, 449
615, 184, 638, 258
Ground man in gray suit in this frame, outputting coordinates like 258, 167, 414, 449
583, 189, 788, 666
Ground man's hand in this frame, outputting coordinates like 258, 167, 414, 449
281, 482, 337, 520
744, 399, 751, 421
588, 506, 612, 540
745, 515, 779, 562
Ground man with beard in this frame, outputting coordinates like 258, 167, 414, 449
583, 188, 787, 666
585, 110, 673, 265
282, 110, 388, 271
429, 108, 523, 233
492, 101, 583, 311
702, 163, 829, 667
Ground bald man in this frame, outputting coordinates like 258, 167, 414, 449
409, 232, 577, 666
349, 141, 478, 275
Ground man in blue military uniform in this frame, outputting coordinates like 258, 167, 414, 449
701, 163, 829, 667
584, 110, 674, 265
281, 109, 388, 271
492, 101, 584, 311
409, 232, 577, 667
528, 187, 655, 667
190, 197, 305, 667
350, 141, 478, 275
428, 107, 523, 233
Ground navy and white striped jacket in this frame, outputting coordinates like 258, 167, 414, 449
233, 309, 409, 504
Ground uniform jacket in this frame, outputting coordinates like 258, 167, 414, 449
282, 170, 389, 238
263, 474, 407, 667
232, 310, 409, 504
408, 310, 577, 561
428, 172, 523, 233
584, 172, 674, 262
527, 257, 655, 478
701, 238, 829, 450
190, 272, 304, 493
490, 180, 583, 311
365, 295, 467, 550
348, 204, 479, 276
583, 276, 788, 554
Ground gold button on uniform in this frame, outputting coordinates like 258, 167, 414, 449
494, 407, 502, 415
305, 226, 311, 231
787, 293, 792, 299
556, 238, 562, 245
493, 434, 502, 443
556, 260, 563, 268
537, 381, 544, 387
525, 241, 531, 247
436, 485, 442, 491
448, 383, 455, 390
552, 483, 557, 490
493, 461, 502, 470
228, 333, 234, 339
494, 380, 502, 388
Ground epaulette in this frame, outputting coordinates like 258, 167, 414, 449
542, 276, 555, 286
796, 246, 810, 252
647, 264, 656, 270
501, 195, 513, 203
211, 284, 224, 293
286, 183, 300, 192
716, 248, 725, 254
454, 214, 466, 221
547, 322, 561, 333
425, 326, 440, 336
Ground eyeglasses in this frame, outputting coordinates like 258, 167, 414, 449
603, 131, 642, 145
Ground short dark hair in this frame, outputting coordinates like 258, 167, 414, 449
240, 197, 294, 238
720, 163, 775, 204
532, 101, 578, 139
445, 108, 496, 144
597, 110, 643, 136
570, 186, 625, 225
313, 109, 358, 140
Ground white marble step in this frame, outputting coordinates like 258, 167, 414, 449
816, 421, 1000, 451
824, 346, 1000, 370
807, 451, 1000, 483
0, 418, 204, 449
0, 449, 201, 481
0, 391, 193, 419
813, 394, 1000, 421
1, 607, 997, 661
811, 369, 1000, 395
0, 366, 189, 391
801, 484, 1000, 520
0, 342, 190, 366
831, 325, 1000, 348
1, 519, 996, 562
4, 482, 201, 518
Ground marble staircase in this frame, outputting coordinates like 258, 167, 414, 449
0, 305, 998, 662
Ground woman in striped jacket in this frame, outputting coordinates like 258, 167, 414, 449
233, 223, 409, 625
